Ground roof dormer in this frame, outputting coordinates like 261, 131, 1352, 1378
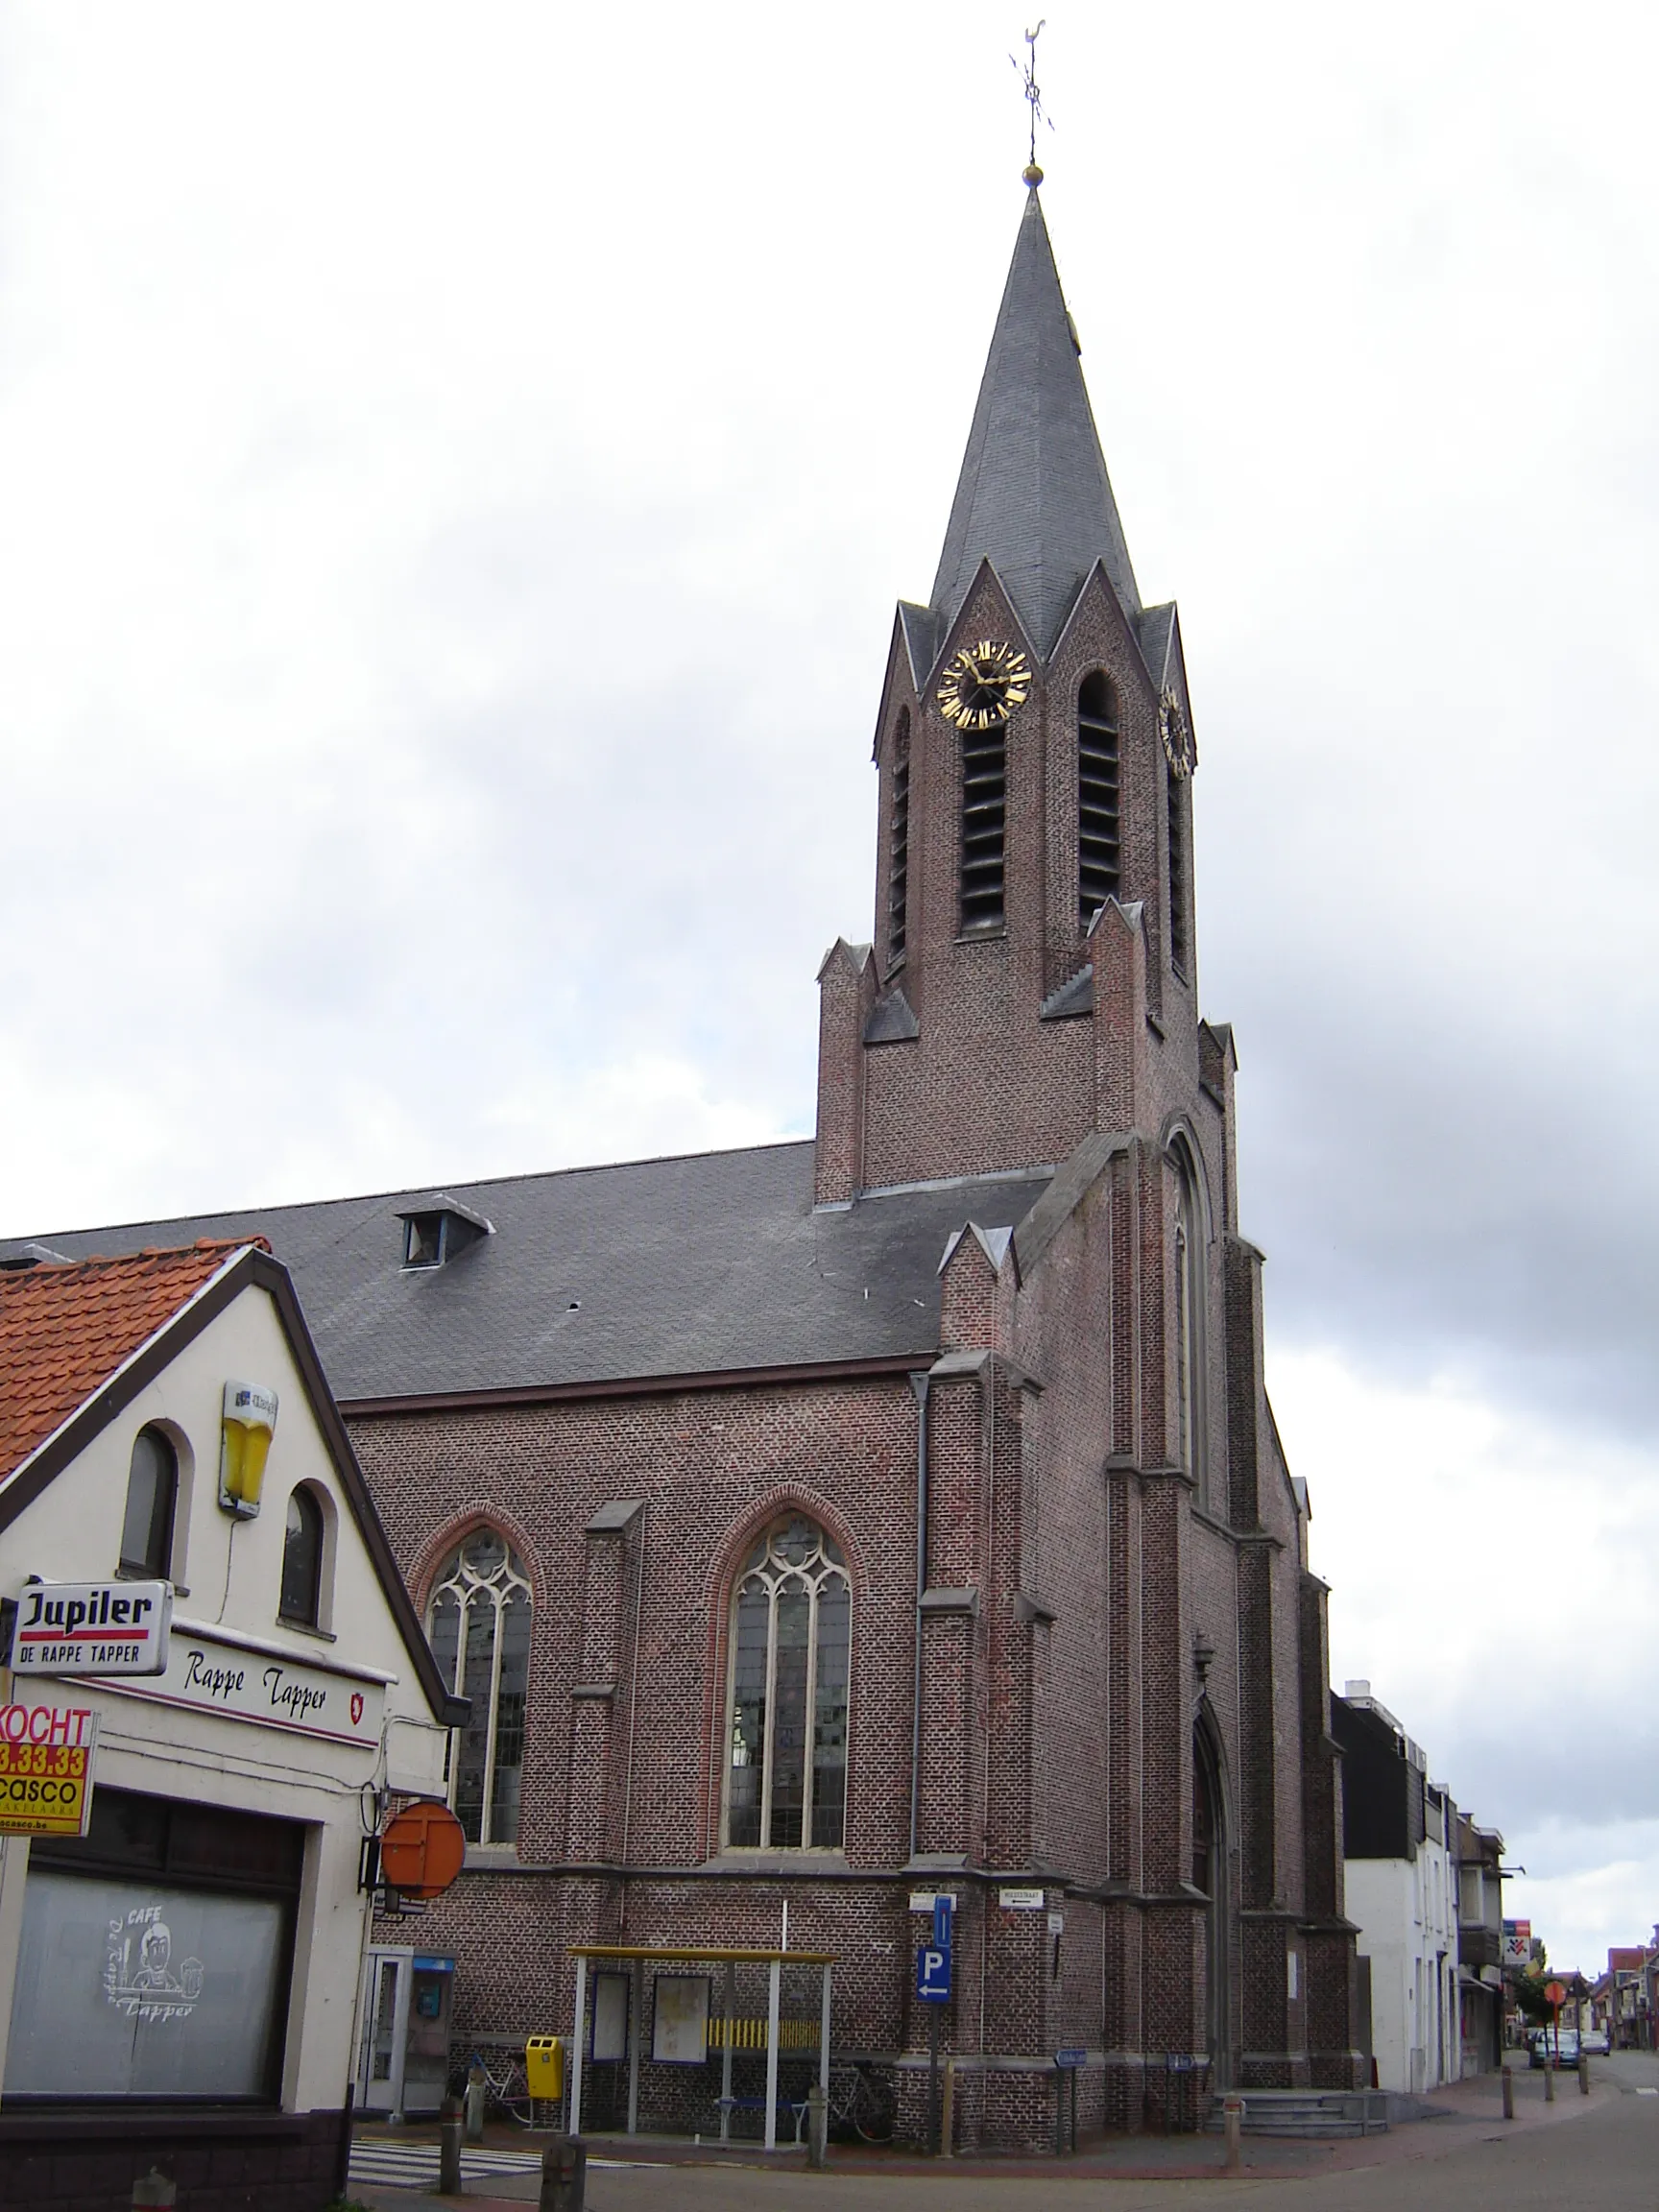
396, 1194, 494, 1272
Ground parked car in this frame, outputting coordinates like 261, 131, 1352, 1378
1528, 2028, 1582, 2068
1580, 2028, 1609, 2056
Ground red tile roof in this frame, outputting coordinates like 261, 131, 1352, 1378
0, 1241, 259, 1480
1608, 1946, 1647, 1972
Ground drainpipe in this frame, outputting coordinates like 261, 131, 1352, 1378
907, 1369, 930, 1863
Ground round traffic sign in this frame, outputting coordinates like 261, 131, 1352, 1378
1544, 1980, 1567, 2006
379, 1801, 467, 1898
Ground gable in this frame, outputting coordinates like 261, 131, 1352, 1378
0, 1248, 461, 1728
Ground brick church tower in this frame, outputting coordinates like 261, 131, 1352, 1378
812, 180, 1360, 2118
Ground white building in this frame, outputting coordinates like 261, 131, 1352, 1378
0, 1240, 461, 2196
1334, 1683, 1459, 2095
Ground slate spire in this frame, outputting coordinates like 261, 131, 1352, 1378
928, 187, 1141, 659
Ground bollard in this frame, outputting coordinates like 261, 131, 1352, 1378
132, 2174, 176, 2210
540, 2135, 588, 2212
465, 2057, 487, 2143
1222, 2092, 1243, 2174
940, 2057, 955, 2160
1579, 2055, 1590, 2096
439, 2092, 465, 2194
1545, 2056, 1554, 2102
806, 2083, 828, 2169
1502, 2065, 1513, 2120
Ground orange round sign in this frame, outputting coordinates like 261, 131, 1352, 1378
1544, 1980, 1567, 2007
379, 1802, 467, 1899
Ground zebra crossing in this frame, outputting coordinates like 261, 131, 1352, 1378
348, 2139, 544, 2188
348, 2136, 644, 2191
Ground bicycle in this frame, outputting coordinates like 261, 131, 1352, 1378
445, 2047, 539, 2128
825, 2060, 895, 2144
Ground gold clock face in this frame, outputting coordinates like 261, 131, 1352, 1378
936, 639, 1031, 732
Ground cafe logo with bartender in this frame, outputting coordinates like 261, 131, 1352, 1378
218, 1382, 277, 1520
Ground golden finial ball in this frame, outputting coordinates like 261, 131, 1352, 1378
1022, 161, 1044, 186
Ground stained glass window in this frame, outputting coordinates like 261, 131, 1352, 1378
725, 1516, 850, 1851
426, 1530, 532, 1845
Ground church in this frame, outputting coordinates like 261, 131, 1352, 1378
3, 178, 1359, 2148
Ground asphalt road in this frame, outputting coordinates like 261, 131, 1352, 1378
358, 2049, 1659, 2211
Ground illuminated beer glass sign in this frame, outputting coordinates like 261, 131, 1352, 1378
218, 1382, 278, 1520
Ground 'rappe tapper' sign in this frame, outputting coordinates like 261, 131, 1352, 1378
99, 1623, 386, 1750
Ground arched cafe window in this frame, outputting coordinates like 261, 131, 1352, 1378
725, 1513, 850, 1851
425, 1529, 532, 1846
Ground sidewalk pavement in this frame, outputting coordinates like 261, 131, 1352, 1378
349, 2060, 1615, 2211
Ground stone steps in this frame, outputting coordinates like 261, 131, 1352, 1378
1201, 2089, 1391, 2138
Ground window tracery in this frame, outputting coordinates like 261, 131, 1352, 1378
725, 1514, 850, 1851
426, 1528, 532, 1845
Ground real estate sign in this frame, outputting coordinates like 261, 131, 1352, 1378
0, 1701, 98, 1837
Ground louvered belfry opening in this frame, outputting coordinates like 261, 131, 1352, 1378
888, 708, 910, 968
1167, 763, 1190, 976
1077, 670, 1121, 924
959, 714, 1008, 931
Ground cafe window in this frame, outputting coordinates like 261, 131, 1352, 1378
119, 1427, 177, 1579
4, 1788, 302, 2104
724, 1513, 851, 1852
278, 1486, 325, 1628
425, 1528, 532, 1846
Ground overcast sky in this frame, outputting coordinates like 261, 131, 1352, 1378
3, 3, 1656, 1977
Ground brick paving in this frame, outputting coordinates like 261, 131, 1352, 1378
352, 2056, 1656, 2210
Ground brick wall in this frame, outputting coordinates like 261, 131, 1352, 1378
0, 2107, 349, 2212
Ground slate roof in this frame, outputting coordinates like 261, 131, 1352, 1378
0, 1144, 1053, 1407
929, 188, 1142, 661
0, 1240, 251, 1479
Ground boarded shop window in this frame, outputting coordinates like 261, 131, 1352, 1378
725, 1514, 850, 1852
426, 1529, 532, 1846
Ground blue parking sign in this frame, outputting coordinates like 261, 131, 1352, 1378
917, 1942, 951, 2004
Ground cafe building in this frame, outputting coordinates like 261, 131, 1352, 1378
0, 1239, 464, 2209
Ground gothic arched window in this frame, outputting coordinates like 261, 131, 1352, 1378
1077, 671, 1121, 923
1171, 1149, 1206, 1494
725, 1514, 851, 1851
426, 1529, 532, 1845
888, 708, 911, 970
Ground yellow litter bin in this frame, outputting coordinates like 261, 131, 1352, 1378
526, 2034, 565, 2103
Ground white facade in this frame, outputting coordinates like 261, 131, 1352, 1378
0, 1254, 451, 2115
1347, 1784, 1458, 2095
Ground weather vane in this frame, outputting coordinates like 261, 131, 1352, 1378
1013, 22, 1052, 185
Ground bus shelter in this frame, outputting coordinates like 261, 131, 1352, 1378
567, 1944, 834, 2152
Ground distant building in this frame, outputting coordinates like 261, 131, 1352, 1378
1332, 1684, 1457, 2092
1605, 1945, 1649, 2049
1454, 1815, 1506, 2073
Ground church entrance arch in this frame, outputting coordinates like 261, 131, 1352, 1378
1192, 1719, 1230, 2085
